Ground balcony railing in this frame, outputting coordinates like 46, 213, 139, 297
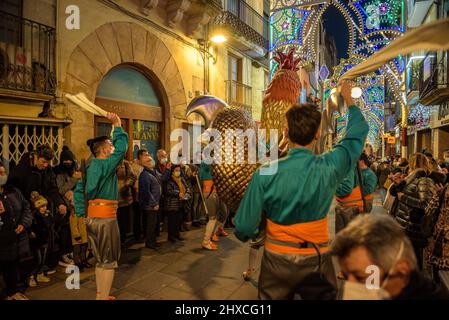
225, 80, 252, 113
214, 0, 269, 51
419, 53, 449, 106
0, 10, 56, 97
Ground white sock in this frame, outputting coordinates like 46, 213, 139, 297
95, 267, 104, 300
100, 268, 115, 299
248, 247, 260, 271
203, 219, 217, 243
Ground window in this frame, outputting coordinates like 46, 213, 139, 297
95, 65, 164, 160
0, 0, 23, 45
0, 122, 62, 166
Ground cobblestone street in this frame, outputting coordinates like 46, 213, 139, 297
25, 196, 386, 300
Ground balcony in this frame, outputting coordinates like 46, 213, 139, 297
225, 80, 252, 114
419, 56, 449, 106
213, 0, 269, 59
0, 10, 56, 101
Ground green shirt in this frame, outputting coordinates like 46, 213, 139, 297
361, 167, 378, 195
336, 166, 378, 197
336, 166, 358, 198
74, 127, 129, 217
199, 162, 213, 181
234, 105, 369, 241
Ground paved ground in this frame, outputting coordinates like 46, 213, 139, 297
25, 195, 386, 300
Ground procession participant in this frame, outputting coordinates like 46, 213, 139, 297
359, 152, 378, 213
73, 112, 128, 300
199, 160, 219, 250
335, 165, 364, 233
234, 81, 369, 300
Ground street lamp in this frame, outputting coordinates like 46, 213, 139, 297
210, 34, 227, 44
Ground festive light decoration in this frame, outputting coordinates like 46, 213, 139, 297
408, 104, 432, 129
270, 0, 405, 151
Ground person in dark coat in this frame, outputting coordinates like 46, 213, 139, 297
8, 145, 67, 216
333, 214, 449, 300
139, 154, 162, 249
0, 161, 32, 300
53, 146, 82, 267
164, 165, 191, 243
390, 153, 446, 270
28, 192, 55, 287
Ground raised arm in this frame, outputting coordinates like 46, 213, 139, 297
324, 82, 369, 184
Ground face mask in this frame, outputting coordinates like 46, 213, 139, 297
173, 171, 181, 178
148, 160, 155, 169
342, 241, 404, 300
161, 158, 168, 165
0, 175, 7, 186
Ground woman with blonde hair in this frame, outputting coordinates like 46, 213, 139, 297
389, 153, 446, 269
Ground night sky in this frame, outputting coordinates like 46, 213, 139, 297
322, 4, 350, 61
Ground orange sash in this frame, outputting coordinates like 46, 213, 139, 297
265, 217, 330, 255
336, 186, 364, 213
87, 199, 118, 219
203, 180, 215, 193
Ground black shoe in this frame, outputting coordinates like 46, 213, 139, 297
145, 244, 160, 250
199, 220, 207, 226
191, 222, 201, 228
76, 264, 85, 273
177, 236, 185, 241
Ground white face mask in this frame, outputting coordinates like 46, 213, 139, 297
342, 242, 404, 300
0, 175, 7, 186
161, 158, 168, 164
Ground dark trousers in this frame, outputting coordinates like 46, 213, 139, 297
258, 249, 336, 300
191, 193, 201, 222
133, 202, 147, 241
412, 241, 424, 270
167, 210, 182, 241
117, 205, 131, 244
0, 260, 18, 297
31, 245, 48, 276
144, 209, 159, 246
73, 243, 88, 266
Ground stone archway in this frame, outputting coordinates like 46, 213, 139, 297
63, 22, 186, 159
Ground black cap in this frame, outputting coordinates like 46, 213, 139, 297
86, 136, 109, 155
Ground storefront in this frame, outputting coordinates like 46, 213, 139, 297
430, 101, 449, 159
94, 65, 163, 161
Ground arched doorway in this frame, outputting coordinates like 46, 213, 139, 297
94, 64, 163, 160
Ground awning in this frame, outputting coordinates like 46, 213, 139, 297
408, 1, 434, 28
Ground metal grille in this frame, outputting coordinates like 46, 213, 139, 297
0, 10, 56, 95
0, 122, 63, 165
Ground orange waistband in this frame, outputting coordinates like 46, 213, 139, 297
364, 194, 374, 201
88, 199, 118, 219
265, 217, 330, 255
336, 186, 364, 212
203, 180, 215, 193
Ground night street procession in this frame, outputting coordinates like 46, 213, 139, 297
1, 0, 449, 307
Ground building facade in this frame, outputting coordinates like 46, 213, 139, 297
406, 0, 449, 159
0, 0, 269, 164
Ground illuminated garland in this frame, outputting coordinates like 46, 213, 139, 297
408, 104, 432, 128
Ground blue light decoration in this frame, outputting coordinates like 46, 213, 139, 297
270, 7, 312, 78
270, 0, 405, 150
351, 0, 405, 35
408, 104, 432, 129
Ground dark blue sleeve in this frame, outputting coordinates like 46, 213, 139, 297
138, 172, 149, 207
